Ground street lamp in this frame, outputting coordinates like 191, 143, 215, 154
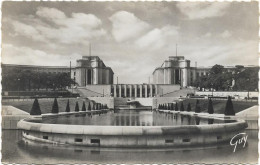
17, 78, 20, 97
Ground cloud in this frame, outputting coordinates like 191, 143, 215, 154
203, 32, 212, 38
11, 20, 45, 42
36, 7, 66, 20
176, 2, 230, 20
135, 25, 179, 50
10, 7, 106, 44
109, 11, 150, 42
2, 44, 82, 66
221, 30, 232, 38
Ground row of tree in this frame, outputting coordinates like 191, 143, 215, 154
30, 98, 108, 115
2, 68, 75, 91
158, 96, 235, 116
192, 65, 258, 91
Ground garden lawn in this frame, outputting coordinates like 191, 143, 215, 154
2, 98, 93, 114
181, 99, 258, 114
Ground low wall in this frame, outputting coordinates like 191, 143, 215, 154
17, 117, 247, 147
195, 91, 258, 98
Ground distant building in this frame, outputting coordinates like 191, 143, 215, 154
152, 56, 257, 87
2, 55, 257, 98
74, 56, 114, 86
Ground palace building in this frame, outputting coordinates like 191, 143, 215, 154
2, 55, 257, 98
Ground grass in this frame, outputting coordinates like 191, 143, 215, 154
2, 97, 257, 115
2, 98, 93, 114
180, 99, 258, 114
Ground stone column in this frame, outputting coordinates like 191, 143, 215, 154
124, 85, 127, 97
135, 85, 137, 97
168, 68, 171, 84
114, 85, 117, 97
163, 69, 166, 84
130, 85, 132, 98
145, 85, 148, 98
149, 84, 153, 97
119, 85, 122, 97
183, 68, 188, 87
155, 85, 158, 97
140, 85, 143, 98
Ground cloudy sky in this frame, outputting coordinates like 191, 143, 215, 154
2, 1, 258, 84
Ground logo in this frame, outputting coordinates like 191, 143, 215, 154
230, 132, 248, 152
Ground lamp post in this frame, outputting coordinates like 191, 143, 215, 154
211, 83, 213, 97
17, 78, 20, 97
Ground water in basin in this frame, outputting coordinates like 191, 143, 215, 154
40, 110, 233, 126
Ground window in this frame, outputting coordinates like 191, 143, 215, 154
182, 138, 190, 142
91, 139, 100, 144
43, 136, 48, 140
165, 139, 174, 143
75, 138, 83, 142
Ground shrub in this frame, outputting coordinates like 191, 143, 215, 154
195, 100, 201, 113
208, 98, 214, 114
187, 103, 191, 112
87, 102, 91, 111
82, 101, 86, 111
51, 98, 59, 113
180, 102, 184, 111
65, 99, 70, 112
175, 103, 179, 111
75, 101, 79, 112
93, 103, 96, 110
224, 96, 235, 116
30, 98, 41, 115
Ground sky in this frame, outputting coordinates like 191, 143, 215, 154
2, 1, 259, 84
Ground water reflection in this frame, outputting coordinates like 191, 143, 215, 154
40, 110, 233, 126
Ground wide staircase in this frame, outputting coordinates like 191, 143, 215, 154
114, 98, 129, 109
162, 88, 196, 97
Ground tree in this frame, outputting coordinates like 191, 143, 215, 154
30, 98, 41, 115
195, 100, 201, 113
93, 103, 96, 110
75, 101, 79, 112
180, 102, 184, 111
224, 96, 235, 116
51, 98, 59, 113
82, 101, 86, 111
175, 103, 178, 111
65, 99, 70, 112
87, 102, 91, 111
171, 103, 174, 111
187, 103, 191, 112
208, 99, 214, 114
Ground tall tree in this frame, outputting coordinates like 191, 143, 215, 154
224, 96, 235, 116
208, 99, 214, 114
195, 100, 201, 113
87, 102, 91, 111
75, 101, 79, 112
30, 98, 41, 115
82, 101, 86, 111
187, 103, 191, 112
65, 99, 70, 112
175, 103, 179, 111
180, 102, 184, 111
51, 98, 59, 113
